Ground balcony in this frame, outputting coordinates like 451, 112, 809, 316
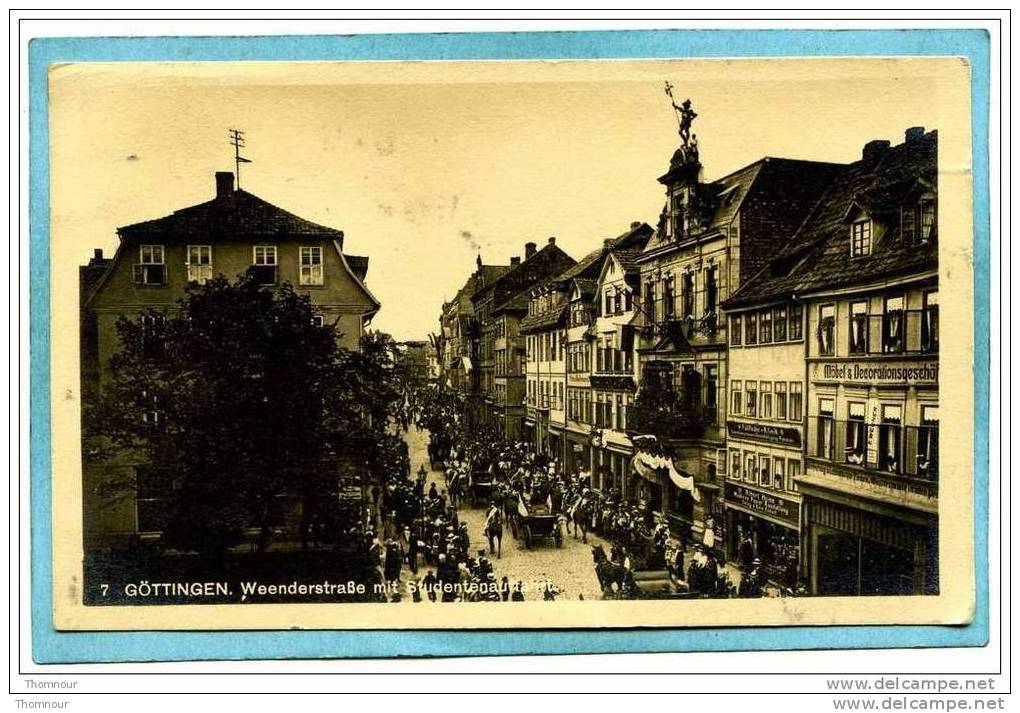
806, 417, 938, 500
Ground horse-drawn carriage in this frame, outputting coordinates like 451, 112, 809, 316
467, 469, 495, 507
510, 501, 563, 549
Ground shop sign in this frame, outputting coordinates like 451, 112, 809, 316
811, 360, 938, 386
724, 482, 799, 525
727, 420, 801, 448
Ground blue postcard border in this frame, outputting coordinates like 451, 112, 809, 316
28, 28, 991, 663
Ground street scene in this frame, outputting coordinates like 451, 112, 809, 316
72, 66, 941, 610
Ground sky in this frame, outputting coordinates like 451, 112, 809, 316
49, 58, 966, 340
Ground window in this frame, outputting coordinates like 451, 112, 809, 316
682, 272, 695, 318
299, 246, 324, 286
615, 394, 625, 430
818, 398, 835, 460
789, 382, 803, 422
758, 455, 771, 488
140, 313, 166, 357
775, 382, 788, 420
186, 245, 212, 284
731, 315, 743, 346
882, 296, 905, 353
730, 450, 741, 481
705, 266, 718, 315
760, 382, 772, 419
613, 288, 623, 315
252, 245, 278, 285
922, 291, 939, 353
663, 278, 675, 320
604, 289, 614, 316
745, 381, 758, 417
134, 245, 167, 285
704, 364, 718, 421
745, 312, 758, 345
730, 380, 743, 415
774, 306, 788, 342
851, 219, 872, 256
846, 402, 866, 465
919, 198, 936, 243
311, 314, 325, 328
787, 459, 801, 491
140, 388, 162, 430
644, 282, 655, 320
879, 404, 902, 473
756, 310, 770, 344
849, 301, 869, 354
773, 457, 786, 491
745, 452, 758, 486
917, 405, 939, 480
818, 304, 836, 355
789, 304, 804, 341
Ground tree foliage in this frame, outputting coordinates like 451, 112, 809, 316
90, 276, 403, 557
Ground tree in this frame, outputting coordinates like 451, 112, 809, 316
90, 276, 402, 559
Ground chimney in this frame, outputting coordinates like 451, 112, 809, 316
524, 242, 537, 259
905, 126, 925, 144
547, 236, 556, 246
603, 239, 614, 249
510, 256, 521, 267
93, 248, 103, 261
862, 139, 891, 163
215, 171, 235, 198
630, 221, 642, 229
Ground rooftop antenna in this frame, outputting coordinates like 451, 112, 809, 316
228, 129, 252, 189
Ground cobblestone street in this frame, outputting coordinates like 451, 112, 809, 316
402, 425, 609, 601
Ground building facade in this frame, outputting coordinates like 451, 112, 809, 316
631, 134, 842, 543
726, 127, 939, 595
80, 171, 380, 545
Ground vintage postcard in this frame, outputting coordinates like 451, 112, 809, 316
48, 56, 975, 631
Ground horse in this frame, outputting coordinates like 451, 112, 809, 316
484, 505, 504, 559
592, 543, 630, 596
566, 494, 590, 543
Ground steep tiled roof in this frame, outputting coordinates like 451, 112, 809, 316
118, 189, 347, 241
557, 222, 653, 284
724, 130, 938, 308
520, 304, 569, 333
475, 242, 577, 309
612, 248, 644, 275
572, 278, 597, 298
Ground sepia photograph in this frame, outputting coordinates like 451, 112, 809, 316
47, 56, 975, 631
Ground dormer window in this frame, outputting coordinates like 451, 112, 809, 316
851, 219, 872, 257
919, 197, 936, 243
901, 194, 937, 245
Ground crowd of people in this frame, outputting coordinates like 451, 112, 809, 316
356, 383, 777, 601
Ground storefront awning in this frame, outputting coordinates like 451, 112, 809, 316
632, 451, 701, 502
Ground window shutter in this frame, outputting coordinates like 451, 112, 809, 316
132, 264, 144, 284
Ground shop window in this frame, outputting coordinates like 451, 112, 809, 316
731, 315, 742, 346
773, 457, 786, 491
882, 296, 905, 353
745, 312, 758, 345
775, 382, 788, 420
917, 405, 939, 481
758, 455, 771, 488
774, 306, 788, 342
730, 380, 742, 415
760, 382, 772, 419
849, 301, 869, 354
878, 404, 903, 473
745, 381, 757, 418
846, 402, 866, 465
921, 291, 939, 353
818, 398, 835, 460
759, 309, 772, 344
818, 304, 835, 356
789, 304, 804, 341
